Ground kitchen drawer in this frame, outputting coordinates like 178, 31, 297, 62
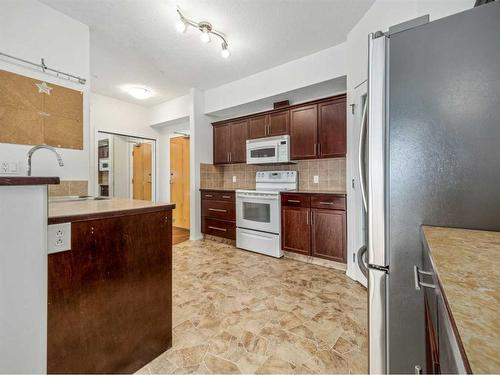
202, 200, 235, 221
281, 193, 311, 207
203, 218, 236, 240
311, 194, 346, 210
201, 191, 235, 202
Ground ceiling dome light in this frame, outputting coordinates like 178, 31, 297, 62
221, 43, 230, 59
127, 86, 153, 100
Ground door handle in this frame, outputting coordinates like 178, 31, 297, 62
208, 208, 227, 213
208, 226, 227, 232
413, 265, 435, 290
358, 100, 368, 211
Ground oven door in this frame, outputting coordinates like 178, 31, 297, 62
247, 141, 279, 164
236, 193, 279, 234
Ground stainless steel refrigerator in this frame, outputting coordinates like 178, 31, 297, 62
360, 2, 500, 373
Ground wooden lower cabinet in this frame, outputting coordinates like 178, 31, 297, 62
47, 210, 172, 374
281, 192, 347, 263
311, 208, 346, 262
201, 190, 236, 240
282, 206, 310, 255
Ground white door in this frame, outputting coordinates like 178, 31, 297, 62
347, 82, 368, 287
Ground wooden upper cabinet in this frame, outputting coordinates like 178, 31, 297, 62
248, 115, 267, 139
213, 124, 230, 164
268, 110, 289, 137
290, 104, 318, 160
311, 208, 346, 262
229, 119, 248, 163
318, 97, 346, 158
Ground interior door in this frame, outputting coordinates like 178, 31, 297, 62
170, 136, 190, 229
132, 143, 152, 201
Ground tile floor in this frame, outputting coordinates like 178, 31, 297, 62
138, 240, 367, 374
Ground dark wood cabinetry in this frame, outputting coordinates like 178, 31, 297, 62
212, 94, 346, 163
213, 120, 248, 164
318, 96, 346, 158
201, 189, 236, 240
47, 210, 172, 374
290, 105, 318, 159
281, 192, 347, 263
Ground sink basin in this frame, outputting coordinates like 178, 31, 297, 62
49, 196, 111, 203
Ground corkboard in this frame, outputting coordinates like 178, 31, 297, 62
0, 69, 83, 149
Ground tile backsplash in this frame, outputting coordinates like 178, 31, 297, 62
48, 180, 88, 197
200, 158, 346, 191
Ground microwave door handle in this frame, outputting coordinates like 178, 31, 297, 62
358, 100, 368, 212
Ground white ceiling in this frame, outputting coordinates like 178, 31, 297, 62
40, 0, 374, 107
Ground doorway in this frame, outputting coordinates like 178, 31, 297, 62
170, 136, 190, 242
132, 143, 152, 201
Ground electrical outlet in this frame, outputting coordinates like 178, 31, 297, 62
232, 175, 237, 183
47, 223, 71, 254
0, 161, 20, 175
313, 175, 319, 184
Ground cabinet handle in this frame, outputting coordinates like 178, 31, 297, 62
287, 199, 301, 203
205, 194, 213, 198
311, 211, 314, 225
208, 226, 227, 232
229, 152, 232, 162
413, 265, 435, 290
318, 143, 321, 155
208, 208, 227, 213
222, 195, 231, 199
319, 201, 334, 205
306, 212, 309, 225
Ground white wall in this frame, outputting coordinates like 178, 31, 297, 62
190, 89, 213, 239
204, 43, 348, 114
149, 94, 190, 127
345, 0, 475, 282
0, 0, 90, 180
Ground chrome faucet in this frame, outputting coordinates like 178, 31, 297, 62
26, 145, 64, 176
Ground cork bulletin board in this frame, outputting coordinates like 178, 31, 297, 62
0, 69, 83, 149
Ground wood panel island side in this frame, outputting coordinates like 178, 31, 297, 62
47, 198, 175, 374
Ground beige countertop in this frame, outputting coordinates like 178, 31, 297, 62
49, 198, 175, 224
422, 226, 500, 374
283, 190, 347, 195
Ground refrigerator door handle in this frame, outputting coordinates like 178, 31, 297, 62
358, 101, 368, 211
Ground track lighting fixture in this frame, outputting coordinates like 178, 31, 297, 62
176, 7, 230, 58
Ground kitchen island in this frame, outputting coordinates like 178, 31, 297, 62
47, 198, 175, 374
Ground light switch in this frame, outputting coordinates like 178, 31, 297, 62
313, 175, 319, 184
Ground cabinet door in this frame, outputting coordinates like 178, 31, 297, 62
318, 98, 346, 158
248, 115, 267, 139
282, 206, 310, 255
290, 104, 317, 160
213, 124, 230, 164
230, 119, 248, 163
311, 208, 346, 262
268, 110, 289, 136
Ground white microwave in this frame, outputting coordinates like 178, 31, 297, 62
246, 135, 290, 164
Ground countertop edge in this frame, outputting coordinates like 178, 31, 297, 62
199, 188, 236, 192
280, 190, 347, 195
0, 176, 60, 186
48, 203, 176, 224
421, 226, 474, 374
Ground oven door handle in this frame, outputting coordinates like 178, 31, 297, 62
236, 195, 278, 201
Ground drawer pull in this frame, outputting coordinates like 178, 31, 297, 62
222, 195, 232, 199
208, 226, 227, 232
414, 265, 435, 290
287, 199, 301, 203
319, 201, 334, 205
208, 208, 227, 213
204, 194, 213, 198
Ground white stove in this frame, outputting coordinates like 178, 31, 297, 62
236, 171, 297, 258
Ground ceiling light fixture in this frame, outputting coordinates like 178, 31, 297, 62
127, 86, 154, 100
176, 7, 230, 58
